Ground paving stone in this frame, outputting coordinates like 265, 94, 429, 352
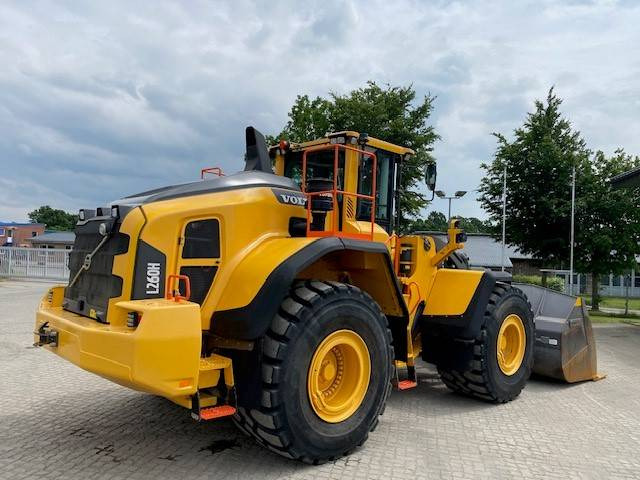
1, 281, 639, 479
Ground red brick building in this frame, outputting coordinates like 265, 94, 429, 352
0, 223, 45, 247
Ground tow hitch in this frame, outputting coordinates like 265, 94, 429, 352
34, 321, 58, 347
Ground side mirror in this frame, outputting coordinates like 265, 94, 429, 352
425, 163, 437, 191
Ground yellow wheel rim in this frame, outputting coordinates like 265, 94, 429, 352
307, 329, 371, 423
497, 314, 526, 376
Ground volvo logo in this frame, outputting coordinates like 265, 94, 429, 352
272, 188, 306, 206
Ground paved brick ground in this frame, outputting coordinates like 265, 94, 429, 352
2, 280, 640, 479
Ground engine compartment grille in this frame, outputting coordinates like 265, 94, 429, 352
64, 219, 129, 323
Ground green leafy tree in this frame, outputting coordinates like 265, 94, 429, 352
274, 81, 439, 227
575, 150, 640, 310
28, 205, 78, 231
406, 212, 490, 234
406, 211, 448, 232
479, 88, 590, 280
457, 217, 492, 234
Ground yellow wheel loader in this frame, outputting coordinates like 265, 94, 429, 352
34, 127, 600, 463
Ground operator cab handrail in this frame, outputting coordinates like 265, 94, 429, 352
301, 144, 377, 241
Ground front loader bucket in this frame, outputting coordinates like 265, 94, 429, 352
514, 283, 602, 383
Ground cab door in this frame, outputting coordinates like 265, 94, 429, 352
176, 218, 222, 305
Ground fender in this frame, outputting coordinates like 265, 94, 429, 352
420, 269, 512, 369
210, 237, 409, 340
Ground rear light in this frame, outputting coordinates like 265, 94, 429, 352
127, 311, 141, 328
78, 209, 95, 221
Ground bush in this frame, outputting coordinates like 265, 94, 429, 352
513, 274, 565, 292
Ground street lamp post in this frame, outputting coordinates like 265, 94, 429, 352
569, 166, 576, 295
501, 165, 507, 272
435, 190, 467, 222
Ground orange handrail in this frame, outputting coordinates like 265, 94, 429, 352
166, 274, 191, 302
201, 167, 225, 179
301, 144, 377, 241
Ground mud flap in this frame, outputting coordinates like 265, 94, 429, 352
515, 283, 603, 383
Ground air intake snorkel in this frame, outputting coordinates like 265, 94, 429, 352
306, 178, 334, 231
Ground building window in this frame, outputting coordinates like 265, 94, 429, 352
65, 245, 71, 250
600, 275, 610, 286
612, 275, 621, 287
635, 276, 640, 288
0, 228, 4, 235
32, 231, 37, 237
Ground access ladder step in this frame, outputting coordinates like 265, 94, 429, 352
397, 380, 418, 390
199, 405, 236, 420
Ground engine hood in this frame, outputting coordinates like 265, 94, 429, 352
114, 171, 300, 207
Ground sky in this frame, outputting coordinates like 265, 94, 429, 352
1, 0, 639, 222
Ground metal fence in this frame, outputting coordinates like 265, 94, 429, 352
0, 247, 70, 281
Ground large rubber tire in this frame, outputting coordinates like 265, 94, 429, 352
438, 284, 534, 403
233, 280, 394, 464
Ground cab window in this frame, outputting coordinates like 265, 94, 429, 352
284, 150, 345, 189
357, 149, 396, 231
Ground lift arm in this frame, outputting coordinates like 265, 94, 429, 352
431, 219, 467, 266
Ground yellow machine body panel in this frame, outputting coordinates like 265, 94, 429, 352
424, 269, 484, 316
36, 286, 202, 406
135, 186, 311, 329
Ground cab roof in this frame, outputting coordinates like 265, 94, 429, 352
270, 131, 415, 156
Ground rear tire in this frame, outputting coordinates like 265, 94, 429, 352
233, 280, 394, 463
438, 284, 534, 403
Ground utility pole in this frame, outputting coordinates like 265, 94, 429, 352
501, 165, 507, 272
569, 166, 576, 295
625, 271, 630, 316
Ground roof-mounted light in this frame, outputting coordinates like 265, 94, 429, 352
279, 139, 290, 152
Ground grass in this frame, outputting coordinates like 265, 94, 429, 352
582, 295, 640, 310
589, 310, 640, 324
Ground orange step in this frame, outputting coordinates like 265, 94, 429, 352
397, 380, 418, 390
199, 405, 236, 420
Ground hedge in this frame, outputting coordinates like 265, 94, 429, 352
512, 274, 565, 292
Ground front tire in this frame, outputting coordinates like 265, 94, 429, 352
234, 281, 394, 463
438, 284, 534, 403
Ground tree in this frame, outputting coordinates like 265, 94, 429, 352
406, 212, 491, 234
457, 217, 492, 234
275, 81, 439, 226
575, 150, 640, 310
28, 206, 78, 231
407, 211, 448, 232
479, 88, 590, 279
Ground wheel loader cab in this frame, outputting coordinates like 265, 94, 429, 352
271, 131, 411, 239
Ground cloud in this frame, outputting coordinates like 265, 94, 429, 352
0, 0, 639, 222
